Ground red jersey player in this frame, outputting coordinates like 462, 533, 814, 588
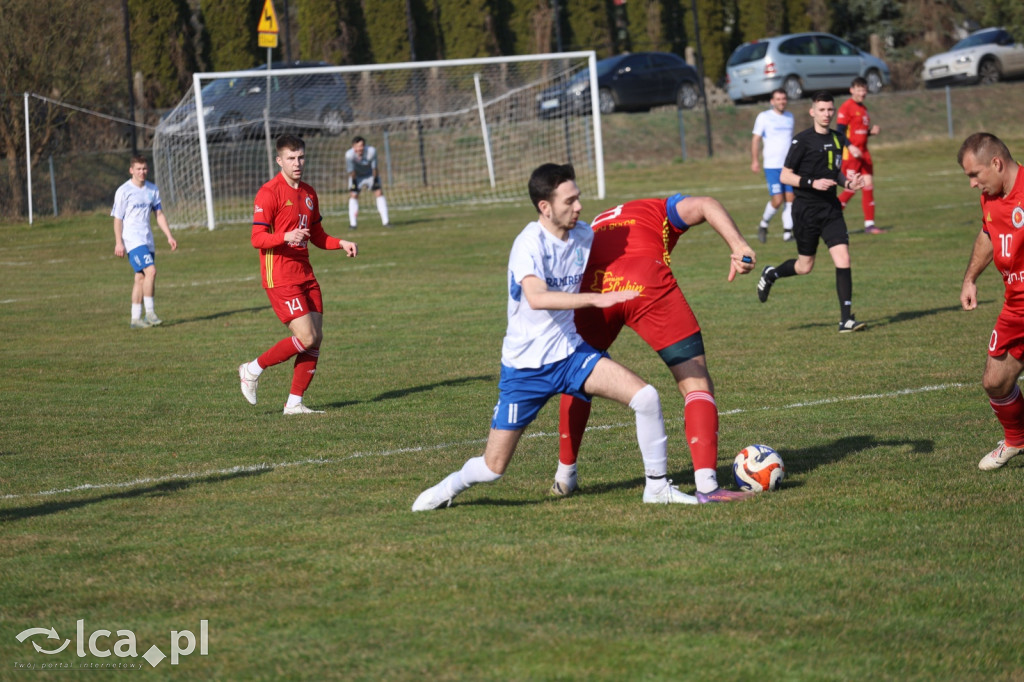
238, 134, 358, 414
958, 132, 1024, 470
553, 194, 758, 502
836, 77, 881, 234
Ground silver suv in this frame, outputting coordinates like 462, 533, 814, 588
726, 32, 890, 102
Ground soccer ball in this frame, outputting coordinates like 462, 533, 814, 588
733, 444, 785, 492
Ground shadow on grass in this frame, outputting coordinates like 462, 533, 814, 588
0, 468, 270, 522
159, 305, 272, 327
790, 302, 978, 332
324, 374, 495, 408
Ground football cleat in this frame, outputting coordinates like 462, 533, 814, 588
757, 266, 776, 303
979, 440, 1023, 471
838, 317, 867, 333
757, 226, 768, 244
282, 403, 324, 415
238, 364, 259, 405
144, 312, 162, 326
550, 474, 579, 498
643, 480, 698, 504
696, 488, 757, 503
412, 480, 455, 511
130, 318, 151, 329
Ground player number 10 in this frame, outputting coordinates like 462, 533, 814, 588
1000, 234, 1012, 259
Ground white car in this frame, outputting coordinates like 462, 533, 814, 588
923, 28, 1024, 87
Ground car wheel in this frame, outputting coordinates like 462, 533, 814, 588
321, 108, 348, 135
978, 58, 1001, 85
598, 88, 616, 115
783, 76, 803, 101
865, 69, 883, 94
676, 81, 700, 109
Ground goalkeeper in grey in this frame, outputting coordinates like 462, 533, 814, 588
345, 136, 390, 229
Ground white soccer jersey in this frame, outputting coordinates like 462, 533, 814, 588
345, 145, 377, 178
111, 180, 161, 251
501, 220, 592, 369
752, 109, 795, 169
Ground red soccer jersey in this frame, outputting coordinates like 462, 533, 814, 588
252, 173, 340, 288
588, 195, 690, 269
981, 166, 1024, 311
837, 98, 871, 149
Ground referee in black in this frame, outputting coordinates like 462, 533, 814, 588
756, 90, 868, 333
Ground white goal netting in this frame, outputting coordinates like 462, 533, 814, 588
153, 52, 605, 230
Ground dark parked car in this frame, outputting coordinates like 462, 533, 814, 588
160, 61, 353, 142
537, 52, 701, 118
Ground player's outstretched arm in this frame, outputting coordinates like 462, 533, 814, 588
672, 196, 756, 280
520, 275, 638, 311
961, 228, 993, 311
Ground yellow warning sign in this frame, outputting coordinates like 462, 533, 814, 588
257, 0, 279, 34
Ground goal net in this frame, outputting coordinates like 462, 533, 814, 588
153, 52, 605, 230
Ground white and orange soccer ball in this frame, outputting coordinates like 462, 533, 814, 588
733, 444, 785, 492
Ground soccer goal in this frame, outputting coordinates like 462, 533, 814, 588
153, 52, 605, 230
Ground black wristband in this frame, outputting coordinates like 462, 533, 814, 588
800, 176, 814, 189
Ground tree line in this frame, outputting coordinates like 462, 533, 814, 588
1, 0, 1022, 217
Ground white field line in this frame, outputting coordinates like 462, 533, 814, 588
2, 383, 968, 501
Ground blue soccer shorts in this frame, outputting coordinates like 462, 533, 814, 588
490, 342, 609, 431
128, 246, 155, 273
764, 168, 792, 197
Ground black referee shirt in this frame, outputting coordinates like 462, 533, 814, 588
784, 127, 849, 204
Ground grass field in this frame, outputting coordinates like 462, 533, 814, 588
3, 131, 1024, 680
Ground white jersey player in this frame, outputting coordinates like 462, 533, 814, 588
412, 163, 697, 512
751, 89, 796, 242
345, 136, 389, 229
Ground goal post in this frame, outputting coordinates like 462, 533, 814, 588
153, 52, 604, 230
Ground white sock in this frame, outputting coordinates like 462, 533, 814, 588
246, 360, 264, 377
143, 296, 155, 314
695, 468, 718, 494
286, 394, 302, 408
865, 220, 875, 228
131, 303, 143, 320
629, 384, 668, 482
556, 461, 576, 483
376, 195, 389, 225
446, 455, 502, 498
782, 201, 793, 230
761, 201, 778, 226
348, 197, 358, 227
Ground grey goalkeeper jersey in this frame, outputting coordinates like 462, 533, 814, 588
345, 146, 377, 178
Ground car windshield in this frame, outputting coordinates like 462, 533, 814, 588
566, 58, 619, 86
952, 31, 1000, 50
728, 42, 768, 66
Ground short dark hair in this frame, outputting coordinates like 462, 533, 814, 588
276, 134, 305, 153
770, 88, 787, 99
850, 76, 868, 88
352, 135, 365, 145
528, 163, 576, 211
130, 155, 148, 167
958, 132, 1013, 167
811, 91, 833, 104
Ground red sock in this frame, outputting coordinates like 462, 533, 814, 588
684, 391, 718, 471
990, 385, 1024, 446
290, 349, 319, 396
258, 336, 305, 369
862, 187, 875, 223
558, 394, 592, 465
838, 190, 854, 208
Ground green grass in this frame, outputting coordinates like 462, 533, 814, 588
3, 132, 1024, 680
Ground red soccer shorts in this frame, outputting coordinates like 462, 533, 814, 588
574, 257, 699, 352
265, 280, 323, 325
842, 149, 874, 178
989, 308, 1024, 361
